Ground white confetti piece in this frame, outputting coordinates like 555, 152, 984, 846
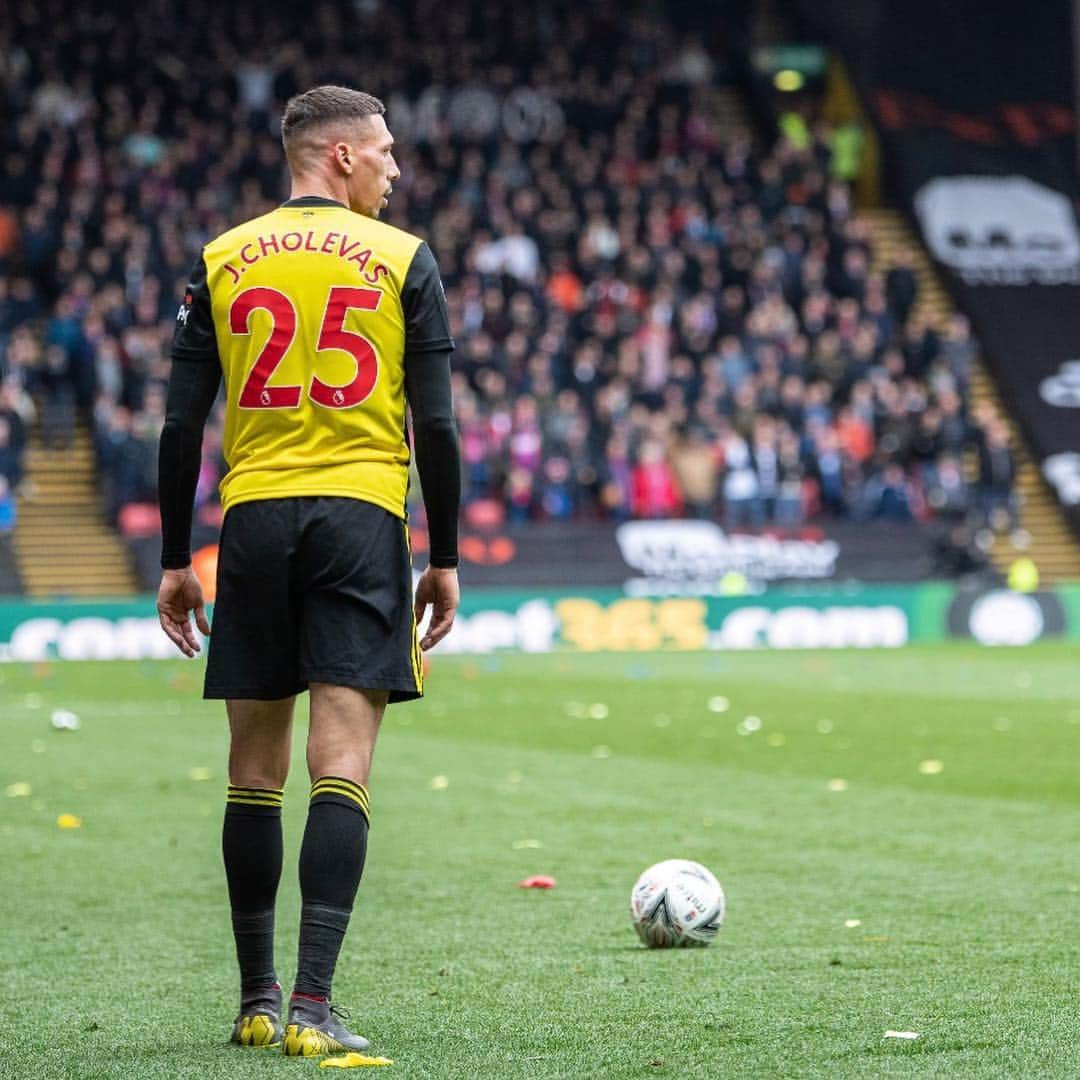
742, 715, 762, 731
826, 778, 848, 792
817, 718, 834, 734
844, 918, 862, 928
30, 740, 46, 754
707, 696, 730, 713
564, 701, 586, 718
5, 782, 31, 798
512, 838, 543, 849
429, 775, 449, 791
918, 759, 944, 775
188, 767, 212, 782
883, 1031, 920, 1040
587, 703, 610, 720
50, 709, 80, 730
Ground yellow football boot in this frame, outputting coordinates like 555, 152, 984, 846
229, 983, 283, 1048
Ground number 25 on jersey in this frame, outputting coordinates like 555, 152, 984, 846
230, 285, 381, 410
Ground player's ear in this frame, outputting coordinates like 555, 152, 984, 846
335, 142, 353, 174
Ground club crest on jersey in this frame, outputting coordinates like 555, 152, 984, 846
176, 292, 193, 325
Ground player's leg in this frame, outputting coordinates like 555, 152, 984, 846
204, 499, 305, 1047
281, 497, 420, 1056
282, 684, 386, 1056
223, 696, 295, 1047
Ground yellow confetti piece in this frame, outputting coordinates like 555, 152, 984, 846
188, 767, 212, 782
429, 775, 449, 791
826, 778, 848, 792
844, 918, 862, 928
5, 782, 31, 798
56, 813, 82, 829
918, 759, 944, 775
320, 1052, 394, 1068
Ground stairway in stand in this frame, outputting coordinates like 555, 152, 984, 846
866, 209, 1080, 583
14, 424, 139, 597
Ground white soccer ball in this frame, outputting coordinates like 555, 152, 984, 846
630, 859, 725, 948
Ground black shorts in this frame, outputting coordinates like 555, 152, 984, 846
204, 497, 422, 703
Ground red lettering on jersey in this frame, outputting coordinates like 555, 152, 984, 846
339, 236, 362, 259
363, 263, 388, 286
321, 231, 340, 254
348, 248, 372, 272
303, 230, 320, 252
240, 243, 258, 265
223, 262, 241, 284
281, 232, 303, 252
259, 234, 280, 257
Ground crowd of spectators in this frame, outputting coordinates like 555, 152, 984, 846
0, 0, 1018, 549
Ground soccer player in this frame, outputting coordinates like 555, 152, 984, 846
156, 86, 461, 1056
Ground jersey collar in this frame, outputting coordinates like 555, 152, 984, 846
280, 196, 348, 209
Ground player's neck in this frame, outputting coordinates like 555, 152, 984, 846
288, 175, 347, 206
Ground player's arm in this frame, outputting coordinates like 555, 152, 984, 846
157, 255, 222, 657
402, 242, 461, 650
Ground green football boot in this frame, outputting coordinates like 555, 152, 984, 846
281, 994, 370, 1056
229, 983, 283, 1048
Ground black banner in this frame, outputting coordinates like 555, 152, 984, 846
128, 519, 941, 594
799, 0, 1080, 539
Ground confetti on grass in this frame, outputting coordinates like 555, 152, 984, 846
917, 759, 944, 775
844, 919, 862, 928
516, 875, 556, 889
826, 778, 848, 792
320, 1052, 394, 1068
56, 814, 82, 829
188, 767, 212, 782
429, 775, 449, 791
883, 1031, 920, 1041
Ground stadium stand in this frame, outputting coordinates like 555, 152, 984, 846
0, 0, 1048, 593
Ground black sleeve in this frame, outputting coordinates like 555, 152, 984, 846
172, 254, 219, 363
405, 345, 460, 569
158, 357, 222, 569
401, 242, 454, 353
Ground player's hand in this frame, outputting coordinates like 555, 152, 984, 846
414, 566, 459, 651
156, 566, 211, 658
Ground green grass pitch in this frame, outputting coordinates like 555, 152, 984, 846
1, 645, 1078, 1078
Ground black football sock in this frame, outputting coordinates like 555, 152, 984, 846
223, 785, 284, 994
293, 777, 370, 1000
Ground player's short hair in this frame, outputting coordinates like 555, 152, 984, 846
281, 86, 385, 163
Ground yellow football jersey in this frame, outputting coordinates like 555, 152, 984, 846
177, 197, 451, 518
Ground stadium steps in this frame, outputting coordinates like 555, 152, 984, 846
866, 209, 1080, 583
14, 426, 140, 597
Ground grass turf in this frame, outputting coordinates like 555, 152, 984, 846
0, 645, 1077, 1078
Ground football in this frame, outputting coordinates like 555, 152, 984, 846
630, 859, 726, 948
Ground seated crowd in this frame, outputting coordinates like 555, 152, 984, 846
0, 0, 1017, 548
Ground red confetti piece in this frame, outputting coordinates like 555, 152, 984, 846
516, 875, 557, 889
